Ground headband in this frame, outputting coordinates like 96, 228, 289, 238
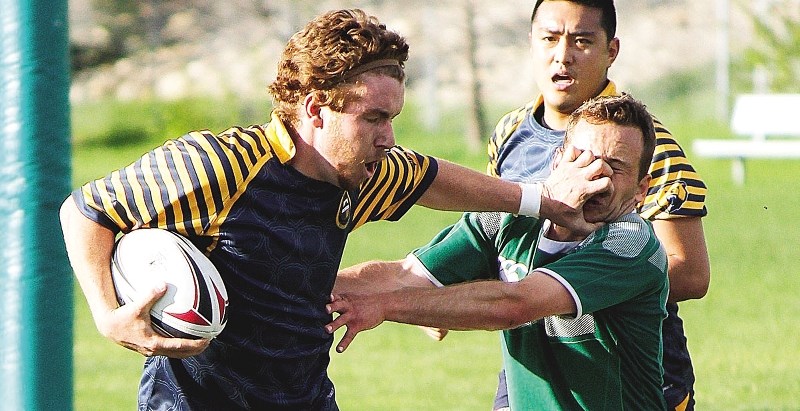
338, 59, 401, 83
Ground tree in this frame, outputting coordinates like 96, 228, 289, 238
737, 1, 800, 92
463, 0, 487, 153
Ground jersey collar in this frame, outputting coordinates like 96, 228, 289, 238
264, 112, 297, 164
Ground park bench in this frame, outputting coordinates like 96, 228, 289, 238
692, 93, 800, 184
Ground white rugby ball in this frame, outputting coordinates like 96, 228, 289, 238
111, 228, 228, 339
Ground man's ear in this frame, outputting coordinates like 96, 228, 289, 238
303, 92, 324, 128
607, 37, 620, 68
635, 174, 651, 204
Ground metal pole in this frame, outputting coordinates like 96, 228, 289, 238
0, 0, 73, 409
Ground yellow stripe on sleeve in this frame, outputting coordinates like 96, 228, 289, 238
138, 151, 167, 228
124, 162, 149, 227
166, 142, 204, 234
184, 139, 217, 229
152, 146, 186, 231
351, 148, 433, 229
88, 177, 124, 227
192, 131, 232, 199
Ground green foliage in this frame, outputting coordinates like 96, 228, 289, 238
636, 65, 716, 103
70, 97, 270, 184
628, 65, 734, 141
734, 2, 800, 93
73, 97, 268, 143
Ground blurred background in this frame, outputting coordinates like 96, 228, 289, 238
69, 0, 799, 142
61, 0, 800, 410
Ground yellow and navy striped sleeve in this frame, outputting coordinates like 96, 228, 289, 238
638, 117, 707, 220
487, 100, 537, 177
350, 146, 438, 230
597, 83, 707, 220
485, 82, 707, 220
73, 125, 273, 238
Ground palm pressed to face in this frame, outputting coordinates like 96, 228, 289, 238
530, 1, 618, 129
319, 74, 404, 190
566, 119, 648, 224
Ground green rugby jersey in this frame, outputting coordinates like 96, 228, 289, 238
412, 212, 668, 410
485, 81, 706, 407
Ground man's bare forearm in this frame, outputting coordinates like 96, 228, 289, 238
419, 150, 612, 236
59, 198, 119, 321
335, 257, 434, 295
418, 159, 523, 213
652, 217, 711, 302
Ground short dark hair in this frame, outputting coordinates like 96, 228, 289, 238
531, 0, 617, 41
565, 94, 655, 180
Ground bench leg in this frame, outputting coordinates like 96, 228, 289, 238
732, 158, 745, 185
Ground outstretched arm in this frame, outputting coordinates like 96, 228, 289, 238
59, 198, 209, 358
652, 217, 710, 302
334, 257, 434, 295
419, 147, 611, 236
327, 261, 575, 352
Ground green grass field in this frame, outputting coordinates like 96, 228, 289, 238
70, 87, 800, 409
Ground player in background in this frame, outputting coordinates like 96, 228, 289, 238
329, 94, 669, 410
60, 9, 611, 410
478, 1, 709, 409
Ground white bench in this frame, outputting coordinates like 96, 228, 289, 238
692, 93, 800, 184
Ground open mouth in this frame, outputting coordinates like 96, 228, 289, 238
552, 73, 574, 89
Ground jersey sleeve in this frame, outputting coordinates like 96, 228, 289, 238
487, 102, 536, 177
536, 218, 668, 317
638, 118, 708, 220
411, 212, 502, 286
72, 126, 271, 237
350, 146, 438, 229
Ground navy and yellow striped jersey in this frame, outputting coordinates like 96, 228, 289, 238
487, 81, 707, 221
72, 113, 438, 410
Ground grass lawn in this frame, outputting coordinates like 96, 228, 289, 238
678, 158, 800, 409
70, 90, 800, 409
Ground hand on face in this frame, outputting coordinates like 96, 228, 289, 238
566, 120, 649, 225
542, 145, 612, 238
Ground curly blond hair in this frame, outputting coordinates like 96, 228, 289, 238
268, 9, 409, 125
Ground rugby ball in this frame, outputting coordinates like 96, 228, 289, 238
111, 229, 228, 339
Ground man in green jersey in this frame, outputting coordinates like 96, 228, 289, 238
328, 94, 668, 410
486, 2, 709, 408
